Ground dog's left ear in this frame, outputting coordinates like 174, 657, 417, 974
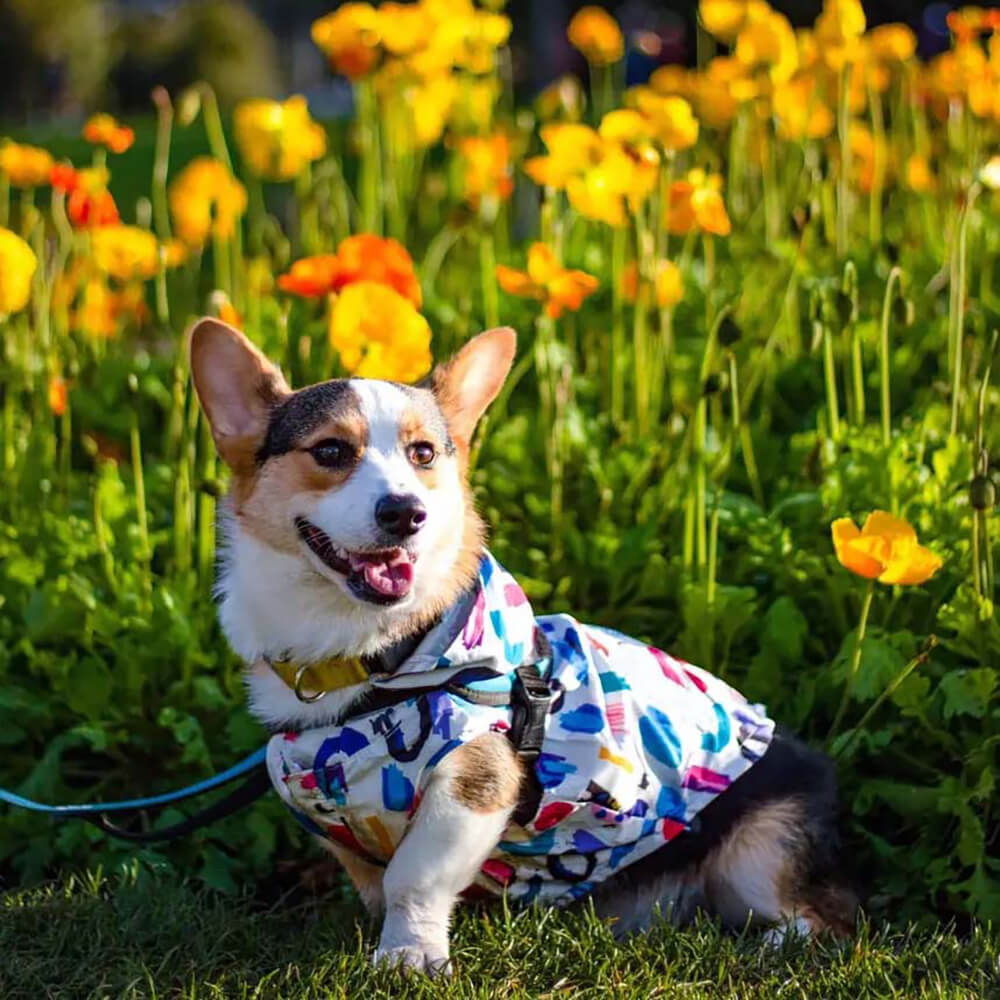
431, 327, 517, 451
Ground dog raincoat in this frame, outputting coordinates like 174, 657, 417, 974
267, 553, 775, 906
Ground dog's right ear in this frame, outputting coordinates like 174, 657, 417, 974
189, 318, 289, 470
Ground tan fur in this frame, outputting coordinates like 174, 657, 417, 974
233, 451, 355, 552
431, 328, 517, 454
701, 797, 856, 935
189, 318, 289, 473
447, 732, 523, 813
314, 837, 386, 917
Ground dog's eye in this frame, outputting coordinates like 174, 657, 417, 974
408, 441, 436, 468
309, 438, 356, 469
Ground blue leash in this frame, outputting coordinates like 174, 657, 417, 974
0, 746, 271, 843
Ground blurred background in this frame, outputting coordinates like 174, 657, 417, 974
0, 1, 971, 123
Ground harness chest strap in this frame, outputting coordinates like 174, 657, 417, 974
266, 643, 554, 826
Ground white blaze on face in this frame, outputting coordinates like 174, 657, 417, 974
301, 380, 465, 608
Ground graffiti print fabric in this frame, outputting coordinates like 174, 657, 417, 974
267, 553, 775, 905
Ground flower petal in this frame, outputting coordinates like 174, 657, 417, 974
879, 544, 942, 586
861, 510, 916, 541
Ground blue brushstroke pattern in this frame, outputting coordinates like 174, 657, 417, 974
639, 707, 682, 768
559, 703, 605, 734
700, 703, 731, 753
381, 764, 415, 812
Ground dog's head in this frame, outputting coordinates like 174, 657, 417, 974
190, 319, 515, 660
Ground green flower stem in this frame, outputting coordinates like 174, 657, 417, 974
129, 396, 152, 607
828, 579, 876, 742
728, 351, 764, 509
357, 77, 383, 234
151, 87, 173, 243
868, 81, 886, 247
822, 319, 841, 443
972, 330, 998, 605
949, 186, 979, 439
480, 228, 499, 329
197, 414, 216, 586
610, 223, 627, 427
832, 637, 936, 759
198, 83, 233, 170
836, 63, 852, 259
843, 261, 864, 426
879, 265, 902, 448
0, 173, 8, 227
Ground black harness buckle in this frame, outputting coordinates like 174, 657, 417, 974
508, 661, 552, 763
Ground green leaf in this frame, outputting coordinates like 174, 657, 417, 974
62, 656, 113, 719
760, 596, 808, 664
938, 668, 997, 719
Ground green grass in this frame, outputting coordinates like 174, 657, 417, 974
2, 869, 997, 999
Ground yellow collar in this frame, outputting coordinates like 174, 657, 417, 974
265, 654, 369, 703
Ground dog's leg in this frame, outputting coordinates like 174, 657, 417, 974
374, 732, 522, 975
701, 797, 857, 941
314, 836, 386, 917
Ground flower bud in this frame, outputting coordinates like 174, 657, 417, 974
718, 316, 742, 346
970, 475, 996, 511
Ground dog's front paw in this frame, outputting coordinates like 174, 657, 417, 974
374, 939, 452, 977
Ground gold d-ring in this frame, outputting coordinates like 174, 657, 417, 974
293, 663, 327, 704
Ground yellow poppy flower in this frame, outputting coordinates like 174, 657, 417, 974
524, 123, 604, 189
623, 259, 684, 308
831, 512, 941, 585
567, 6, 624, 66
90, 225, 159, 282
457, 134, 513, 207
233, 96, 327, 182
495, 242, 598, 319
168, 157, 248, 248
735, 4, 798, 84
665, 169, 731, 236
773, 74, 834, 140
815, 0, 866, 70
905, 154, 936, 193
0, 142, 54, 188
311, 3, 381, 79
0, 227, 37, 315
630, 90, 700, 151
867, 23, 917, 63
328, 281, 432, 383
699, 0, 753, 43
377, 2, 431, 55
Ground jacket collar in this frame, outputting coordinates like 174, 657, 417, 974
367, 551, 538, 691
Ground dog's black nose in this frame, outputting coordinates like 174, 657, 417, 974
375, 494, 427, 538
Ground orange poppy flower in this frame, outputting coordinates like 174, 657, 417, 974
278, 235, 422, 307
83, 114, 135, 154
48, 376, 68, 417
496, 242, 598, 319
277, 255, 341, 298
51, 165, 120, 227
567, 6, 624, 66
329, 234, 422, 307
665, 169, 731, 236
831, 512, 942, 585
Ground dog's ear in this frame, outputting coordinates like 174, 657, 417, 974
189, 318, 289, 470
431, 327, 516, 452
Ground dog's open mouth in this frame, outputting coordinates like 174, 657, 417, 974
294, 517, 415, 605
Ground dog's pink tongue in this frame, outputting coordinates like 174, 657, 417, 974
350, 550, 414, 597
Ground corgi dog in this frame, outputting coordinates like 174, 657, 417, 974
190, 318, 857, 975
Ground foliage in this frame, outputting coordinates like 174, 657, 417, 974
1, 0, 1000, 936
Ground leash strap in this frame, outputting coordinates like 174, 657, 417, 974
80, 766, 273, 844
0, 748, 271, 844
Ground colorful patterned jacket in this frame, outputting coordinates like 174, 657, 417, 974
267, 553, 775, 906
